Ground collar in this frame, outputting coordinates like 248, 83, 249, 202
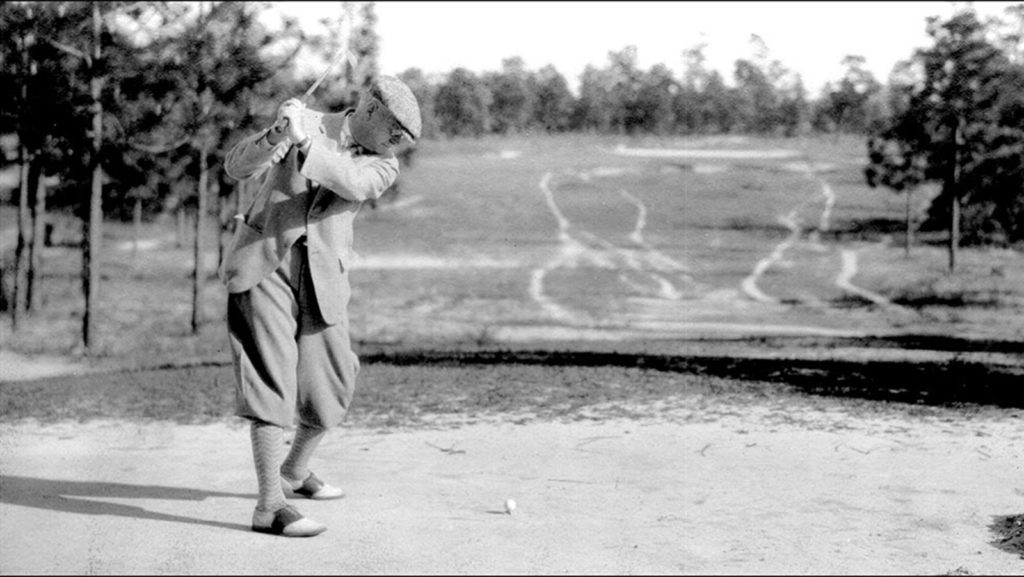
341, 110, 372, 155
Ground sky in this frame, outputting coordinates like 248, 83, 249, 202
272, 1, 1019, 95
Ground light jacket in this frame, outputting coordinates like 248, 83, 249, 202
219, 108, 399, 325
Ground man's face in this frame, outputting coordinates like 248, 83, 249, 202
352, 97, 409, 154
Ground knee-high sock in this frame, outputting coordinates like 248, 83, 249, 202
281, 424, 327, 483
250, 420, 287, 511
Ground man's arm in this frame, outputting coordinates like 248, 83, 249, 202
224, 129, 292, 181
276, 98, 400, 202
299, 144, 400, 203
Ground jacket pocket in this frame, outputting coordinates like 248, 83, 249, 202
219, 219, 278, 292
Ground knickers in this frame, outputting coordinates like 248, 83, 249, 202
227, 240, 359, 428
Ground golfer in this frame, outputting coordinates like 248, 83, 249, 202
220, 76, 421, 537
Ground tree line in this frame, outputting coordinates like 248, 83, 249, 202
1, 1, 1021, 352
406, 39, 881, 139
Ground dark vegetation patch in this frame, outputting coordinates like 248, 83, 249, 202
361, 349, 1024, 409
989, 514, 1024, 557
825, 217, 907, 241
720, 216, 789, 235
807, 334, 1023, 354
3, 347, 1018, 427
890, 287, 1010, 308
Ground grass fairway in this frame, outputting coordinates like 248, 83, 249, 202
1, 133, 1022, 369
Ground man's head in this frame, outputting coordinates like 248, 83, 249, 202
350, 76, 421, 154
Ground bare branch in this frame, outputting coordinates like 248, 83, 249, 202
147, 1, 186, 23
129, 136, 191, 154
40, 35, 90, 65
276, 42, 305, 71
114, 1, 150, 13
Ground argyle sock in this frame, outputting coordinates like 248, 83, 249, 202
250, 420, 287, 512
280, 423, 327, 485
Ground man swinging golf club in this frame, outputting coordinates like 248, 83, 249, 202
220, 66, 421, 537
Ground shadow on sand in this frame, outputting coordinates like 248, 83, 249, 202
0, 475, 254, 533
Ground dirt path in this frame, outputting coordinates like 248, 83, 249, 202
2, 392, 1021, 574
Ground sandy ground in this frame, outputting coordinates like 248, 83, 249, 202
2, 390, 1022, 575
0, 349, 105, 382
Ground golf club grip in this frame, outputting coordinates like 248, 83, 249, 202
272, 92, 316, 135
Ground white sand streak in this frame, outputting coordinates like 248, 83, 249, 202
622, 188, 648, 245
741, 210, 801, 304
611, 144, 802, 159
617, 189, 699, 296
531, 172, 591, 323
532, 164, 907, 337
818, 179, 835, 234
491, 323, 872, 342
740, 162, 883, 307
539, 172, 571, 242
806, 169, 835, 250
836, 248, 913, 314
351, 254, 516, 270
532, 173, 698, 322
617, 189, 692, 274
800, 163, 908, 312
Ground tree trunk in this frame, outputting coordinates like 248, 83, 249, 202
28, 165, 45, 310
221, 178, 239, 267
12, 23, 35, 328
948, 117, 963, 273
132, 197, 142, 268
949, 193, 960, 273
191, 143, 209, 333
904, 188, 913, 258
214, 175, 225, 270
12, 146, 32, 330
83, 0, 103, 349
176, 206, 186, 248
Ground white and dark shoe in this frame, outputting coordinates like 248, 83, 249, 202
281, 471, 345, 500
251, 504, 326, 537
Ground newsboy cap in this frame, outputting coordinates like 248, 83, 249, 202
368, 75, 422, 141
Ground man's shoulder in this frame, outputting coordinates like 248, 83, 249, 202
301, 107, 353, 127
302, 108, 354, 145
318, 108, 354, 122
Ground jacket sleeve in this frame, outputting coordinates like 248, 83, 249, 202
298, 141, 400, 202
224, 129, 291, 181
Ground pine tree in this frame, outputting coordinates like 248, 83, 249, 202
865, 8, 1024, 270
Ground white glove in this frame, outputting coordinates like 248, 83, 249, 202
273, 98, 307, 143
270, 144, 288, 164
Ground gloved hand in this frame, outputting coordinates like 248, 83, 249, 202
269, 98, 309, 163
270, 143, 288, 164
271, 98, 307, 142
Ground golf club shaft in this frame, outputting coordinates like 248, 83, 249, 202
273, 46, 353, 136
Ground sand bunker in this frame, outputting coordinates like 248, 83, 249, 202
611, 144, 801, 159
351, 254, 517, 270
483, 150, 523, 160
113, 238, 165, 252
693, 164, 729, 174
781, 161, 837, 172
0, 350, 98, 382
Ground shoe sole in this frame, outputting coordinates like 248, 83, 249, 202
252, 524, 327, 537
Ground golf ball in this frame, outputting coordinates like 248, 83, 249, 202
505, 498, 516, 514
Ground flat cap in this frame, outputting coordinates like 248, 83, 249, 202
369, 75, 422, 141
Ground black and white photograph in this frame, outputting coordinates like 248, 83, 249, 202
1, 1, 1022, 574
